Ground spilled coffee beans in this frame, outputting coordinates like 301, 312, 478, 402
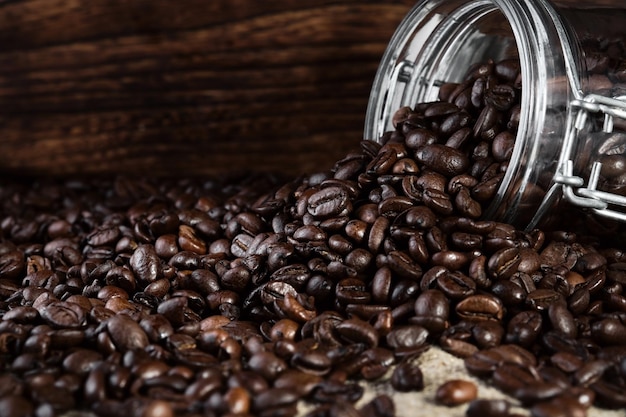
2, 41, 626, 417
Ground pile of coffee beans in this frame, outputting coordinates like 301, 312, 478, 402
2, 53, 626, 417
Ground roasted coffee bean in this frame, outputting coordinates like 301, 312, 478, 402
465, 399, 511, 417
415, 144, 470, 177
492, 362, 539, 395
413, 289, 449, 333
472, 320, 504, 349
548, 301, 577, 338
390, 361, 424, 392
106, 314, 149, 351
335, 318, 379, 348
387, 250, 423, 281
488, 247, 521, 279
456, 294, 503, 321
129, 244, 162, 283
385, 325, 429, 350
514, 381, 567, 406
506, 310, 543, 347
307, 187, 350, 218
591, 317, 626, 345
573, 359, 612, 387
435, 379, 478, 406
436, 270, 476, 299
39, 301, 86, 329
530, 397, 587, 417
526, 289, 563, 311
491, 279, 526, 305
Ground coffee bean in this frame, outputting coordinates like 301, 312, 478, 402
0, 395, 35, 417
506, 310, 543, 347
456, 294, 503, 321
130, 244, 162, 283
39, 301, 86, 329
106, 314, 149, 351
466, 399, 511, 417
387, 251, 423, 281
530, 396, 587, 417
437, 270, 476, 299
415, 144, 470, 177
413, 289, 449, 333
335, 318, 379, 348
514, 382, 567, 406
435, 379, 478, 406
307, 187, 350, 218
385, 325, 429, 350
390, 361, 424, 392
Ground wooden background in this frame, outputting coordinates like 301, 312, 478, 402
0, 0, 416, 177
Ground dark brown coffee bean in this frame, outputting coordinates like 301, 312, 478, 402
590, 378, 626, 408
154, 234, 179, 259
366, 145, 399, 175
130, 244, 162, 283
435, 379, 478, 406
491, 362, 538, 395
62, 348, 103, 375
291, 349, 332, 376
307, 187, 350, 219
466, 399, 511, 417
548, 301, 577, 338
514, 382, 567, 406
506, 310, 542, 348
106, 314, 149, 351
530, 397, 587, 417
405, 128, 438, 149
456, 323, 499, 355
413, 289, 449, 333
0, 251, 26, 281
39, 301, 86, 329
378, 196, 414, 218
491, 279, 525, 306
456, 294, 503, 321
526, 289, 563, 311
390, 361, 424, 392
387, 251, 422, 281
385, 325, 429, 350
472, 174, 504, 202
422, 188, 454, 215
431, 250, 471, 271
591, 317, 626, 345
274, 369, 322, 398
0, 394, 35, 417
550, 351, 584, 374
437, 270, 476, 299
415, 144, 470, 177
335, 318, 379, 348
487, 247, 521, 279
572, 359, 611, 387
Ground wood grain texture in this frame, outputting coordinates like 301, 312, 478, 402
0, 0, 415, 177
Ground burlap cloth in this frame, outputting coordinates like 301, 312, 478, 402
298, 346, 625, 417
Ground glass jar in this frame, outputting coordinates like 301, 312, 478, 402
365, 0, 626, 236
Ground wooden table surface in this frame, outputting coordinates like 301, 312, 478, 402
0, 0, 415, 177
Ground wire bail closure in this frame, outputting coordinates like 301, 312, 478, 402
528, 94, 626, 229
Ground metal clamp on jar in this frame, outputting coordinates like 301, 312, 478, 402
365, 0, 626, 234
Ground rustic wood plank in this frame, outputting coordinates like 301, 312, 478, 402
0, 1, 416, 177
